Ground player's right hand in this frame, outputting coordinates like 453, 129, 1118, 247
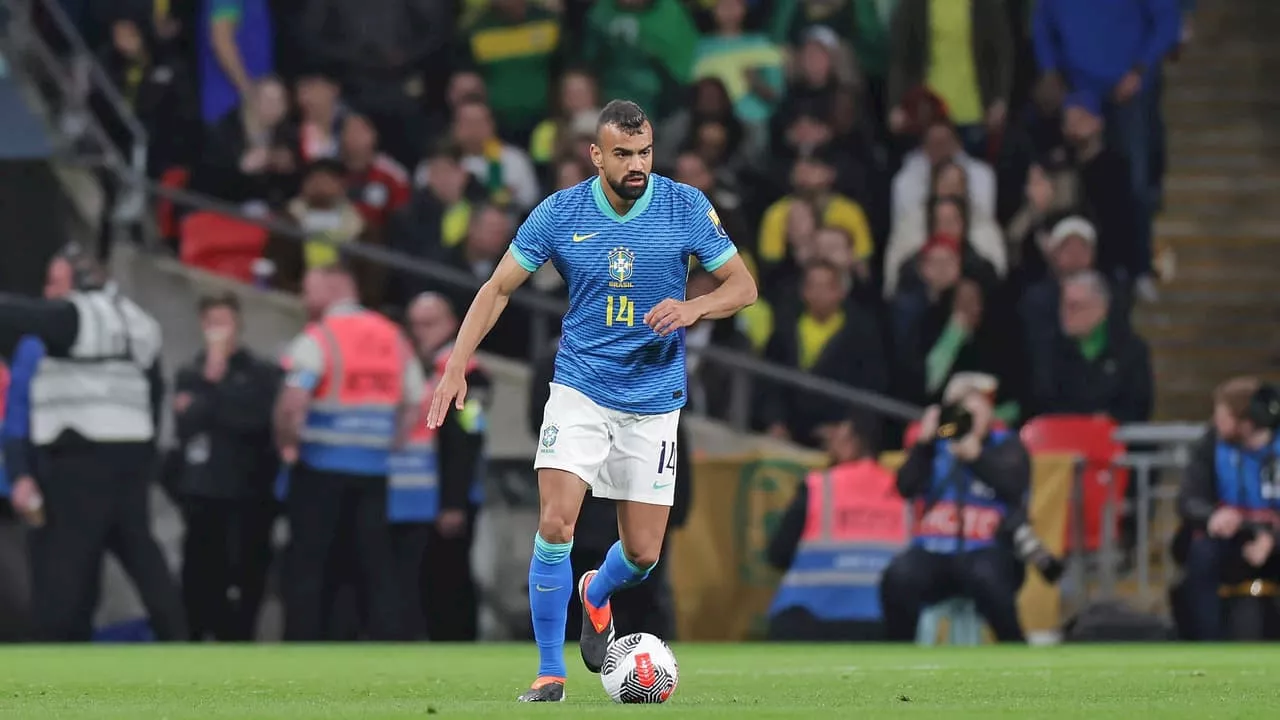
427, 367, 468, 429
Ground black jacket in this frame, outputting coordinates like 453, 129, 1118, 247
172, 349, 282, 499
1177, 427, 1220, 529
436, 358, 491, 512
758, 306, 888, 447
1028, 322, 1153, 423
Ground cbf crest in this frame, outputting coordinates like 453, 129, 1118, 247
540, 424, 559, 453
608, 246, 635, 289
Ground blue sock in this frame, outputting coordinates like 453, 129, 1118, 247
529, 533, 573, 678
586, 540, 654, 608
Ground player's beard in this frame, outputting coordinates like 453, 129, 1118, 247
609, 171, 649, 200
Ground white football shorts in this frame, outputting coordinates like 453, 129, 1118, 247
534, 383, 681, 506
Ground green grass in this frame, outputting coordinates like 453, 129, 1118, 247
0, 644, 1275, 719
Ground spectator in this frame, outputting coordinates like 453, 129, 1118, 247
1020, 216, 1134, 377
581, 0, 700, 121
758, 146, 874, 284
294, 70, 347, 164
659, 78, 765, 181
198, 0, 274, 126
776, 26, 860, 116
673, 151, 753, 261
892, 120, 997, 232
1028, 269, 1153, 422
884, 159, 1006, 297
464, 0, 564, 145
529, 70, 601, 174
768, 0, 858, 46
196, 76, 299, 207
759, 261, 887, 447
97, 15, 198, 177
1004, 156, 1079, 280
172, 293, 281, 641
887, 0, 1013, 159
299, 0, 447, 166
388, 142, 487, 305
1060, 100, 1145, 290
693, 0, 786, 128
442, 205, 531, 359
415, 98, 541, 213
1033, 0, 1180, 296
340, 114, 411, 231
685, 269, 753, 419
890, 196, 1000, 301
554, 154, 594, 191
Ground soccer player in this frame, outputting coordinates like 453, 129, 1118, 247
427, 100, 757, 702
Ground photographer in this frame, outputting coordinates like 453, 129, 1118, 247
1175, 377, 1280, 641
879, 373, 1034, 643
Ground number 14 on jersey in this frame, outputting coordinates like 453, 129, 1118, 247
605, 294, 635, 327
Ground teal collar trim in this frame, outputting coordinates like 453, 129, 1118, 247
590, 175, 654, 223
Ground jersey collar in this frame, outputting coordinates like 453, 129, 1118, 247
590, 175, 654, 224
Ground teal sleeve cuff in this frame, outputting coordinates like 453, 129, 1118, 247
509, 245, 540, 273
702, 245, 738, 272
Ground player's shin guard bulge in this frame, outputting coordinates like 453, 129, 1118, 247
527, 533, 573, 695
579, 540, 655, 673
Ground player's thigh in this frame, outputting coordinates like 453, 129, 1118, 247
534, 384, 611, 538
604, 408, 680, 565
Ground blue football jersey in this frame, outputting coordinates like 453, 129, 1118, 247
510, 174, 738, 414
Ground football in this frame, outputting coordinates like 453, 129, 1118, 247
600, 632, 679, 704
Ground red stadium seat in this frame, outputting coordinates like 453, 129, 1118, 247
179, 211, 269, 284
1020, 415, 1129, 553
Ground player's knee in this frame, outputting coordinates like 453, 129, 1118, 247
624, 544, 660, 571
537, 514, 576, 545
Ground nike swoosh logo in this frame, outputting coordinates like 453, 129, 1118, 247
535, 584, 562, 592
652, 482, 674, 490
572, 232, 600, 243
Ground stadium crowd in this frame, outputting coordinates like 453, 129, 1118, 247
8, 0, 1238, 645
76, 0, 1192, 448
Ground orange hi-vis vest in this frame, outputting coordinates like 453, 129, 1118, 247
769, 459, 909, 622
387, 346, 480, 522
299, 309, 409, 476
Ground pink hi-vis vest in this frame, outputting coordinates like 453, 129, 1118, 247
769, 459, 909, 622
299, 310, 408, 476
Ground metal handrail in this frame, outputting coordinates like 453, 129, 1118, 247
140, 177, 923, 424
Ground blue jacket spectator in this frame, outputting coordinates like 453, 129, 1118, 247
198, 0, 275, 124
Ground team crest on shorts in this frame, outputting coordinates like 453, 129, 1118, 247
541, 424, 559, 451
608, 247, 635, 288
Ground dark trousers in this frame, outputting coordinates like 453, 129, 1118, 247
180, 495, 275, 641
565, 543, 676, 641
1183, 535, 1280, 641
0, 519, 32, 641
389, 522, 431, 640
879, 545, 1026, 642
29, 441, 187, 641
283, 464, 401, 641
422, 507, 479, 641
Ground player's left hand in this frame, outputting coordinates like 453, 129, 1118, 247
644, 299, 702, 336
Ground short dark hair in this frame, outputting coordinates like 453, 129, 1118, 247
426, 138, 464, 163
198, 291, 241, 316
597, 100, 649, 138
803, 258, 844, 281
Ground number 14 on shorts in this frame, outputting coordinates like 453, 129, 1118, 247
656, 439, 677, 475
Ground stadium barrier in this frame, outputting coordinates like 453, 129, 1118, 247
671, 452, 1074, 642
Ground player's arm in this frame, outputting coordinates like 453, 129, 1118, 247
688, 254, 757, 320
427, 251, 532, 427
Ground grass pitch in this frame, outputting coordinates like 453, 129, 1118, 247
0, 643, 1275, 719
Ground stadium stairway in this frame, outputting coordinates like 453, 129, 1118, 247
1141, 0, 1280, 421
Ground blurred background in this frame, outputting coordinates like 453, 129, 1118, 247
0, 0, 1276, 646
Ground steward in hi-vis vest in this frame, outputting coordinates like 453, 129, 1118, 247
275, 263, 425, 642
388, 292, 489, 641
879, 373, 1030, 643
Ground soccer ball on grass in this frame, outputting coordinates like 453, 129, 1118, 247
599, 632, 679, 704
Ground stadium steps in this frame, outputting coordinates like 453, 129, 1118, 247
1135, 0, 1280, 421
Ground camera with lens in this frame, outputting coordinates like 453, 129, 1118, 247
1006, 517, 1065, 584
935, 402, 974, 440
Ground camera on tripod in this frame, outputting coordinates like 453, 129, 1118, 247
1009, 522, 1066, 584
